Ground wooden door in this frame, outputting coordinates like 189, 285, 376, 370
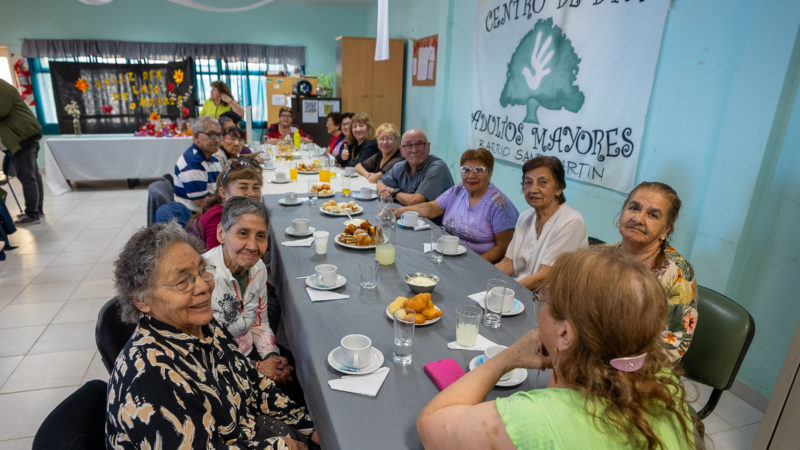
371, 39, 405, 127
337, 37, 373, 115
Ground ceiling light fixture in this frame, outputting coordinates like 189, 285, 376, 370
167, 0, 274, 13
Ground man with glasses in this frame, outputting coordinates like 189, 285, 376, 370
377, 129, 454, 206
155, 116, 222, 226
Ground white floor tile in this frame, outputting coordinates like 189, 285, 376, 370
0, 437, 35, 450
0, 357, 23, 388
0, 267, 42, 287
48, 249, 104, 266
706, 427, 755, 450
702, 412, 735, 435
0, 252, 59, 269
31, 264, 92, 284
738, 422, 761, 439
11, 281, 80, 305
84, 262, 115, 281
0, 302, 64, 328
0, 386, 75, 440
70, 278, 115, 300
64, 238, 111, 253
0, 349, 95, 393
97, 247, 122, 263
77, 227, 119, 240
0, 286, 24, 309
0, 326, 46, 357
713, 390, 764, 427
82, 351, 109, 384
13, 239, 71, 255
52, 297, 108, 324
28, 321, 96, 355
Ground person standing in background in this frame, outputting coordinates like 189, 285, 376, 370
0, 79, 43, 225
200, 80, 244, 118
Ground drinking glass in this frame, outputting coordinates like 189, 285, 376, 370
456, 305, 483, 347
359, 259, 378, 289
429, 227, 443, 264
314, 230, 329, 255
307, 180, 317, 205
393, 308, 415, 366
289, 163, 298, 181
482, 278, 507, 328
341, 174, 351, 196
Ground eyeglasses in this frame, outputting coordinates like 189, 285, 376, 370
401, 141, 428, 150
198, 131, 222, 140
221, 158, 260, 180
378, 136, 396, 143
460, 166, 488, 175
162, 265, 215, 293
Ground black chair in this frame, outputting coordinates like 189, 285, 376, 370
32, 379, 107, 450
1, 150, 23, 212
95, 297, 137, 373
681, 286, 756, 420
146, 178, 174, 227
588, 236, 605, 245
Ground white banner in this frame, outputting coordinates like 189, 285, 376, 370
470, 0, 669, 192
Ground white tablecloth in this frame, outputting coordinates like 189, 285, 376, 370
260, 161, 375, 196
44, 134, 192, 195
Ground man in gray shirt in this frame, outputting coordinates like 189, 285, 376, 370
377, 129, 454, 205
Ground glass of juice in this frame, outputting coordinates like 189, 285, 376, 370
319, 168, 330, 183
456, 305, 483, 347
375, 243, 395, 265
341, 174, 351, 196
289, 163, 298, 181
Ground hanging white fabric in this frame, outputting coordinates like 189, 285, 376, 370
374, 0, 389, 61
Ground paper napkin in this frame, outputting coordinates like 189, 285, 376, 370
328, 367, 390, 397
447, 334, 499, 352
281, 237, 314, 247
423, 243, 439, 254
306, 287, 350, 302
412, 222, 431, 231
468, 291, 489, 308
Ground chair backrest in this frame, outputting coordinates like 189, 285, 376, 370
682, 286, 755, 390
95, 297, 137, 374
147, 179, 174, 227
32, 379, 107, 450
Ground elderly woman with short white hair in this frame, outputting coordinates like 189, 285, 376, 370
107, 222, 319, 448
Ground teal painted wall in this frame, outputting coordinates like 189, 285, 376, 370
374, 0, 800, 398
0, 0, 368, 75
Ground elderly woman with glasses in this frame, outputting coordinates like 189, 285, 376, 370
190, 158, 263, 251
394, 148, 518, 262
418, 249, 696, 449
265, 107, 311, 145
495, 156, 588, 290
354, 122, 405, 183
214, 126, 254, 167
107, 222, 319, 449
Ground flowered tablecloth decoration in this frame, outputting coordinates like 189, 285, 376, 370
74, 78, 89, 93
173, 69, 184, 84
134, 118, 190, 137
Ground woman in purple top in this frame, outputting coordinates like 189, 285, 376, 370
395, 148, 519, 262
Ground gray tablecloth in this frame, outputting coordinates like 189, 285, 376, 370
264, 193, 549, 450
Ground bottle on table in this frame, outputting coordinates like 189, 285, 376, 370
375, 193, 396, 265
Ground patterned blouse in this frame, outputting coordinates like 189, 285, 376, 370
609, 242, 698, 363
106, 315, 314, 449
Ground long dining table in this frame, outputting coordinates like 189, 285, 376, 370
260, 164, 550, 449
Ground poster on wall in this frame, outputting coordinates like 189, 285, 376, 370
470, 0, 669, 192
412, 35, 438, 86
50, 59, 195, 134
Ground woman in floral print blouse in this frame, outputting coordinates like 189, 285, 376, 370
609, 182, 698, 364
107, 222, 319, 449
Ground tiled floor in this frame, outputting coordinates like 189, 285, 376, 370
0, 175, 764, 448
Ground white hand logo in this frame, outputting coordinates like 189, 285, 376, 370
521, 31, 554, 91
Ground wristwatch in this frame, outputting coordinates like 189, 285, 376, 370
391, 188, 401, 201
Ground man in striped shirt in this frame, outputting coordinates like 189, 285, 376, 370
174, 116, 223, 212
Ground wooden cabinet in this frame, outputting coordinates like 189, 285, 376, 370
336, 36, 405, 128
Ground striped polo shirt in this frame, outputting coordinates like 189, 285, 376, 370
173, 144, 221, 212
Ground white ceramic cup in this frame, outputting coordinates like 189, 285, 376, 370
345, 167, 355, 177
291, 218, 309, 233
315, 263, 337, 287
484, 345, 513, 381
438, 235, 460, 254
341, 334, 372, 369
285, 192, 298, 203
314, 231, 330, 255
275, 172, 288, 182
501, 288, 516, 313
401, 211, 419, 227
264, 159, 275, 169
360, 187, 375, 198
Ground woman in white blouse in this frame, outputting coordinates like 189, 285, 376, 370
495, 156, 588, 290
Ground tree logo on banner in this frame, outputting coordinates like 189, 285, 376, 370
500, 18, 584, 124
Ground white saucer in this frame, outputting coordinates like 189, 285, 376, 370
397, 219, 427, 230
441, 245, 467, 256
352, 193, 378, 201
306, 273, 347, 290
262, 166, 277, 171
469, 355, 527, 387
271, 179, 291, 184
279, 198, 302, 206
285, 226, 315, 237
503, 299, 525, 317
327, 346, 384, 375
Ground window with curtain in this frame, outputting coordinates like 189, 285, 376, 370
23, 39, 305, 134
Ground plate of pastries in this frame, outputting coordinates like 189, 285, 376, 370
310, 183, 334, 197
386, 293, 443, 326
321, 200, 363, 216
297, 162, 321, 174
335, 219, 382, 249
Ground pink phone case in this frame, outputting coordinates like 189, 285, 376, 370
424, 358, 466, 390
